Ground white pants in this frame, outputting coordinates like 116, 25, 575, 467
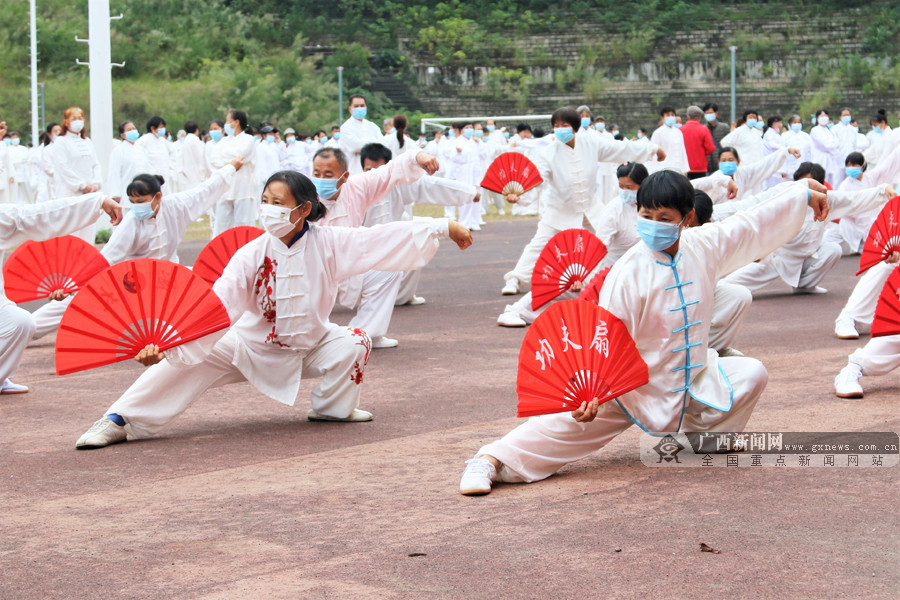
836, 260, 894, 328
214, 198, 257, 236
822, 225, 861, 256
724, 243, 842, 293
505, 219, 583, 288
394, 270, 422, 306
457, 201, 482, 230
105, 326, 369, 438
31, 295, 73, 340
347, 270, 402, 340
0, 304, 36, 382
477, 357, 767, 483
848, 334, 900, 378
708, 281, 752, 351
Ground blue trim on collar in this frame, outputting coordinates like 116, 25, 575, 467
287, 221, 310, 247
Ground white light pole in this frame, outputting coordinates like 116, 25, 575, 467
29, 0, 39, 144
729, 46, 737, 125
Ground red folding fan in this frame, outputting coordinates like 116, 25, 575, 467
192, 226, 264, 284
55, 259, 231, 375
516, 299, 648, 418
480, 152, 543, 196
872, 265, 900, 337
578, 266, 612, 304
531, 229, 607, 311
2, 235, 110, 303
857, 196, 900, 275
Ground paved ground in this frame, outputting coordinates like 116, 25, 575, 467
1, 218, 898, 599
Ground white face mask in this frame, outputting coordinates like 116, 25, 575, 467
69, 120, 85, 133
259, 203, 300, 238
817, 115, 830, 126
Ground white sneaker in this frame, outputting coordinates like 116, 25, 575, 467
501, 278, 520, 295
371, 336, 399, 349
834, 363, 864, 399
76, 417, 127, 449
497, 308, 527, 327
834, 317, 859, 339
407, 296, 426, 306
307, 408, 373, 422
792, 285, 828, 295
718, 347, 745, 358
459, 458, 497, 496
0, 378, 29, 394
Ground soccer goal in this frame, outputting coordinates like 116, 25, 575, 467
420, 114, 553, 135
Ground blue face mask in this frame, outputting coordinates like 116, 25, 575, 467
124, 130, 139, 143
503, 132, 510, 139
311, 173, 345, 200
791, 123, 803, 132
10, 138, 20, 146
474, 129, 484, 138
333, 132, 341, 140
156, 127, 167, 138
664, 116, 676, 127
389, 128, 396, 135
704, 113, 716, 123
619, 189, 638, 205
873, 125, 883, 133
131, 201, 156, 221
845, 166, 862, 179
636, 215, 684, 252
746, 118, 758, 129
352, 107, 367, 120
554, 127, 574, 143
581, 117, 591, 128
841, 116, 852, 125
827, 123, 834, 130
3, 139, 10, 146
286, 136, 295, 145
463, 128, 474, 138
448, 131, 456, 138
719, 161, 738, 175
224, 123, 234, 136
595, 122, 606, 131
754, 120, 764, 129
265, 135, 275, 144
486, 125, 495, 132
209, 129, 222, 142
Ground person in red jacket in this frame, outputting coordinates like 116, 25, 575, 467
680, 105, 716, 179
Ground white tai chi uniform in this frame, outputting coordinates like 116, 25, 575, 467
8, 143, 33, 204
322, 151, 444, 340
339, 116, 383, 176
724, 185, 893, 294
782, 128, 811, 179
648, 123, 689, 174
174, 132, 209, 193
45, 131, 103, 244
30, 166, 237, 340
135, 133, 174, 192
726, 148, 791, 201
832, 122, 859, 188
101, 218, 451, 438
106, 139, 149, 206
210, 130, 257, 235
362, 176, 476, 308
504, 134, 659, 290
0, 143, 14, 205
721, 125, 765, 168
809, 123, 841, 185
762, 127, 788, 190
846, 333, 900, 382
823, 147, 900, 255
1, 194, 110, 382
477, 182, 814, 483
834, 261, 895, 333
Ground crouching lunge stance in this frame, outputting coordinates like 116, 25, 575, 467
1, 192, 123, 395
76, 171, 472, 449
459, 171, 829, 495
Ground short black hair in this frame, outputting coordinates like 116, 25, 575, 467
616, 162, 649, 185
793, 162, 826, 184
659, 106, 676, 116
349, 93, 367, 106
872, 109, 887, 125
516, 123, 532, 133
693, 190, 713, 226
550, 107, 580, 131
127, 173, 165, 198
263, 171, 327, 222
117, 120, 134, 135
720, 146, 740, 162
845, 152, 866, 169
702, 102, 718, 112
741, 109, 758, 121
360, 143, 393, 168
314, 147, 348, 171
209, 119, 224, 129
227, 110, 248, 130
184, 121, 199, 135
637, 171, 695, 218
146, 116, 166, 132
